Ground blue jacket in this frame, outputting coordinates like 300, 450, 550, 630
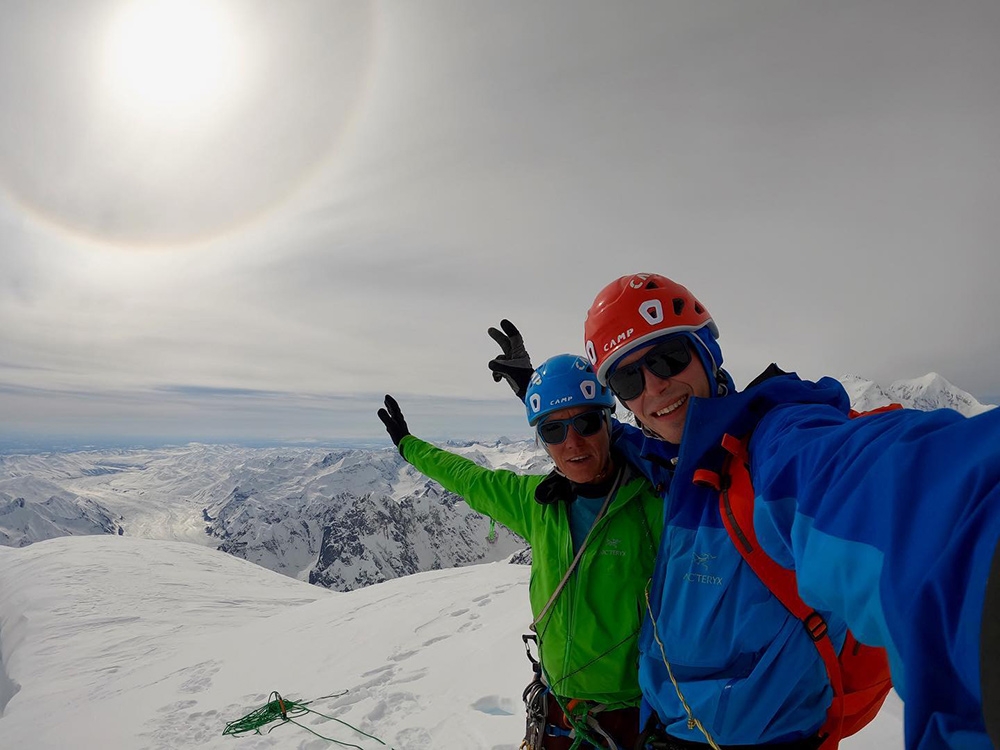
749, 374, 1000, 750
617, 370, 1000, 749
614, 373, 849, 745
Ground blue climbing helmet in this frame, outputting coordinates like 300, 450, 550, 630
524, 354, 616, 427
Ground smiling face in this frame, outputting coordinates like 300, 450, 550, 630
539, 405, 613, 485
616, 342, 711, 444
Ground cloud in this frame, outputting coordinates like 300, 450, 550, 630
0, 376, 532, 444
2, 0, 1000, 442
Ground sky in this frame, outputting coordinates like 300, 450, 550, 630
2, 0, 1000, 445
0, 535, 906, 749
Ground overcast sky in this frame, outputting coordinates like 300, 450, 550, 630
2, 0, 999, 446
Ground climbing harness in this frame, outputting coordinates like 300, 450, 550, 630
520, 679, 622, 749
222, 690, 392, 749
520, 634, 550, 749
519, 664, 629, 750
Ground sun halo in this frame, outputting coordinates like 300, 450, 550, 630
0, 1, 376, 246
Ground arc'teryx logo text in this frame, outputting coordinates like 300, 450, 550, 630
601, 537, 625, 557
683, 550, 723, 586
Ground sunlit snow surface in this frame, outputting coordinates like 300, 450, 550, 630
0, 536, 902, 749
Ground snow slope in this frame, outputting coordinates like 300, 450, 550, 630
0, 536, 903, 749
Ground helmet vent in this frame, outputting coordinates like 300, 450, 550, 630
694, 302, 705, 315
672, 298, 685, 316
645, 279, 660, 289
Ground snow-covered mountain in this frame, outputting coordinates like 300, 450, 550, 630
0, 440, 547, 591
0, 372, 992, 591
205, 444, 543, 591
839, 372, 994, 416
0, 477, 124, 547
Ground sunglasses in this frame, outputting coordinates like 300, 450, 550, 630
537, 409, 607, 445
607, 337, 693, 402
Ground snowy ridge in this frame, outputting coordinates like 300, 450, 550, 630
838, 374, 895, 413
886, 373, 994, 416
838, 372, 995, 416
0, 535, 904, 749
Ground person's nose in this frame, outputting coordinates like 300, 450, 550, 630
642, 363, 671, 398
563, 425, 587, 450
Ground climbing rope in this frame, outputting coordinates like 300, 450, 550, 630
644, 584, 722, 750
223, 690, 392, 749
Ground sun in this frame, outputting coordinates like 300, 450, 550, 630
0, 1, 375, 245
102, 0, 245, 122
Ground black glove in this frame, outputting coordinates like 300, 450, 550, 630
487, 319, 534, 401
377, 395, 410, 453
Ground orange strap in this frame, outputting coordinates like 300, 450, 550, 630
717, 433, 845, 746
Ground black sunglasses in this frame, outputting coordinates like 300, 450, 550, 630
607, 337, 693, 402
537, 409, 607, 445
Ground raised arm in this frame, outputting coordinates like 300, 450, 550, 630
378, 395, 543, 539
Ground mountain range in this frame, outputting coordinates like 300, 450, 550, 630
0, 373, 992, 590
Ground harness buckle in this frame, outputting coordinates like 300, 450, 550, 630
804, 610, 828, 642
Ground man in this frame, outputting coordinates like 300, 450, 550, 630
377, 353, 663, 749
491, 273, 1000, 749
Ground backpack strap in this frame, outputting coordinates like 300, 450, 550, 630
712, 433, 847, 747
848, 403, 903, 418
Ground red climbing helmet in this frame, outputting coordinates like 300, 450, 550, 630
584, 273, 719, 385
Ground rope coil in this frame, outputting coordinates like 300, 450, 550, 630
223, 690, 392, 749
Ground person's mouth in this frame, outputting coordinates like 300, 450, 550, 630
652, 395, 688, 418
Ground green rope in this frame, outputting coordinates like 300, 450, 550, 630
223, 690, 392, 748
487, 518, 497, 543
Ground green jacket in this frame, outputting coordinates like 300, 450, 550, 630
399, 435, 663, 707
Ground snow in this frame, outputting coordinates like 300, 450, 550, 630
0, 536, 903, 749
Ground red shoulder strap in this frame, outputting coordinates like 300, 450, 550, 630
715, 433, 846, 746
848, 403, 903, 419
